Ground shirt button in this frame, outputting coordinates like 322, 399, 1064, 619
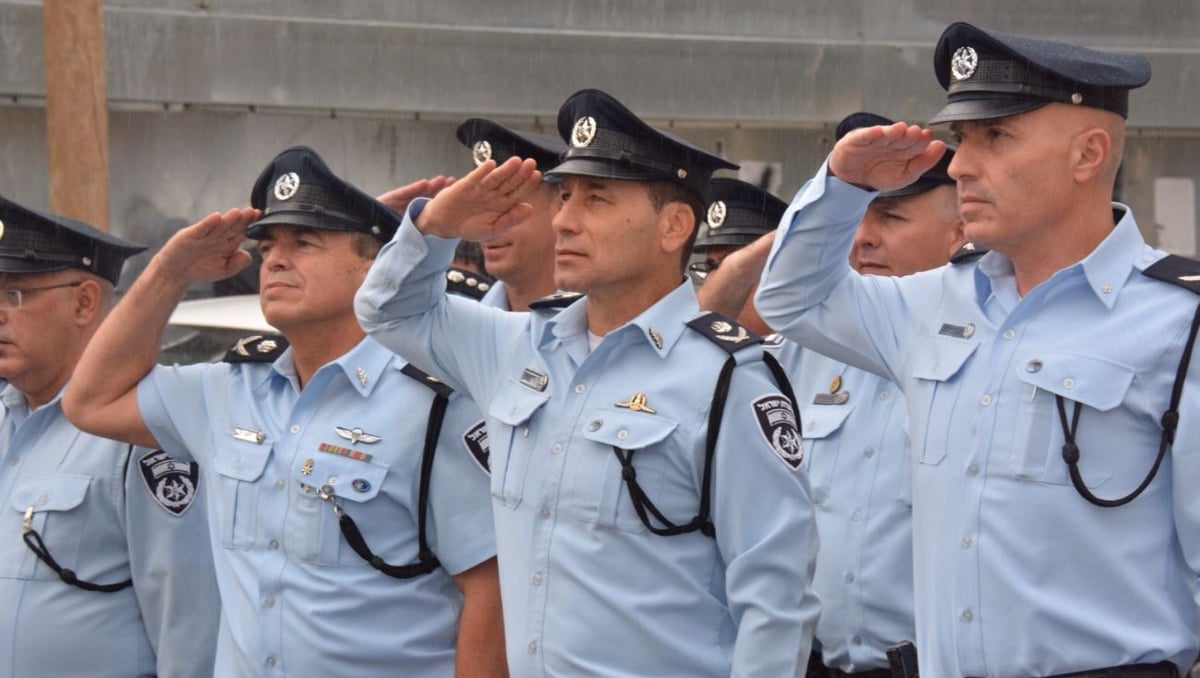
1026, 359, 1043, 373
844, 572, 855, 583
587, 420, 602, 431
616, 430, 628, 441
967, 463, 980, 476
1002, 329, 1016, 340
864, 447, 874, 458
265, 656, 277, 667
527, 641, 538, 655
38, 495, 48, 506
961, 608, 974, 623
979, 394, 992, 406
264, 596, 276, 608
850, 510, 862, 522
539, 507, 551, 519
268, 539, 280, 550
961, 536, 973, 549
551, 443, 562, 454
878, 390, 890, 401
574, 384, 586, 394
7, 456, 17, 466
532, 572, 543, 586
813, 495, 825, 507
290, 425, 301, 434
852, 635, 863, 646
274, 479, 285, 489
327, 476, 338, 486
1062, 378, 1076, 390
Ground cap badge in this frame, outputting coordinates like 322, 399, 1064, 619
706, 200, 727, 228
571, 116, 598, 148
274, 171, 301, 201
616, 392, 657, 414
950, 46, 978, 81
472, 140, 493, 167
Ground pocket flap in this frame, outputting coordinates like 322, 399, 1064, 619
1016, 352, 1134, 412
294, 454, 388, 503
580, 407, 678, 449
213, 436, 273, 482
10, 474, 91, 512
911, 335, 979, 382
800, 406, 855, 440
488, 379, 551, 426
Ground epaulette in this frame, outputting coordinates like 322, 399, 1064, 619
446, 267, 494, 301
1142, 254, 1200, 295
528, 290, 584, 311
223, 334, 289, 363
950, 242, 987, 264
685, 312, 762, 353
400, 363, 454, 398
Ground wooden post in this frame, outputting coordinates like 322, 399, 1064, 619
42, 0, 109, 231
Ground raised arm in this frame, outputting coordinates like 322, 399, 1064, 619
62, 208, 260, 447
695, 231, 775, 319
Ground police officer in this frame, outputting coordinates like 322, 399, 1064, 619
64, 147, 504, 676
757, 22, 1196, 677
456, 118, 565, 311
356, 89, 820, 676
0, 195, 220, 677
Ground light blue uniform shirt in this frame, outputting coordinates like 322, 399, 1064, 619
356, 201, 820, 678
756, 161, 1200, 677
0, 383, 219, 678
137, 337, 496, 677
479, 280, 509, 310
770, 339, 915, 671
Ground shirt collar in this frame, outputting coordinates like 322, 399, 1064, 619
259, 336, 393, 397
541, 280, 696, 358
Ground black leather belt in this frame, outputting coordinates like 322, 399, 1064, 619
828, 669, 893, 678
968, 660, 1178, 678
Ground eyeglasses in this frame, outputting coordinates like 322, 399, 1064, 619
688, 259, 720, 283
0, 281, 84, 310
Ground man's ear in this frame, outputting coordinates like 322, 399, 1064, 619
1071, 126, 1112, 185
73, 278, 105, 327
659, 201, 695, 258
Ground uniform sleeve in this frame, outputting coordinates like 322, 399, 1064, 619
711, 357, 820, 677
755, 160, 913, 382
136, 363, 217, 464
1171, 344, 1200, 618
355, 199, 528, 406
123, 446, 221, 678
423, 394, 496, 575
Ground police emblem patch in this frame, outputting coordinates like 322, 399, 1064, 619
571, 116, 597, 148
706, 200, 727, 228
139, 450, 199, 516
752, 395, 804, 470
273, 172, 301, 201
472, 140, 493, 167
462, 420, 490, 475
951, 46, 978, 81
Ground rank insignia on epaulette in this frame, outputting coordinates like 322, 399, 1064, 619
1142, 254, 1200, 295
528, 290, 584, 311
139, 450, 199, 516
224, 334, 289, 363
950, 242, 988, 264
762, 334, 786, 349
686, 313, 762, 353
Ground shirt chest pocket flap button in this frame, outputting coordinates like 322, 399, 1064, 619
212, 438, 273, 550
580, 407, 678, 532
1012, 352, 1133, 486
290, 456, 389, 565
910, 335, 979, 466
11, 475, 92, 572
486, 380, 551, 508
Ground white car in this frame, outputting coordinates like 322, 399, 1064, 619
161, 295, 276, 364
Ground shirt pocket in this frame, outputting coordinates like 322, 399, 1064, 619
486, 380, 551, 509
910, 335, 979, 466
211, 436, 273, 550
288, 455, 390, 566
10, 475, 92, 578
576, 407, 680, 534
1010, 352, 1133, 486
800, 406, 855, 499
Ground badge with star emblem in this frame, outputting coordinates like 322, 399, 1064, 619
706, 200, 727, 228
951, 46, 978, 81
462, 420, 490, 475
752, 394, 804, 470
139, 450, 199, 516
472, 140, 493, 167
273, 172, 301, 200
571, 116, 597, 147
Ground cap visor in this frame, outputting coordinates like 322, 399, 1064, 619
245, 210, 358, 239
0, 257, 70, 275
544, 157, 661, 184
928, 99, 1046, 125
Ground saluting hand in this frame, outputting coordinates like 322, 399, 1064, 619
829, 122, 947, 192
377, 176, 456, 214
415, 156, 542, 241
155, 207, 260, 285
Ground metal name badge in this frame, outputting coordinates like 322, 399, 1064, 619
939, 322, 976, 339
233, 427, 265, 444
519, 368, 549, 392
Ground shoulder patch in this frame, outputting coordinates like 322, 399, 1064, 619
686, 312, 762, 353
223, 334, 288, 363
138, 449, 199, 516
1142, 254, 1200, 295
461, 419, 490, 475
950, 242, 987, 264
751, 394, 804, 471
528, 290, 584, 311
400, 363, 454, 398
